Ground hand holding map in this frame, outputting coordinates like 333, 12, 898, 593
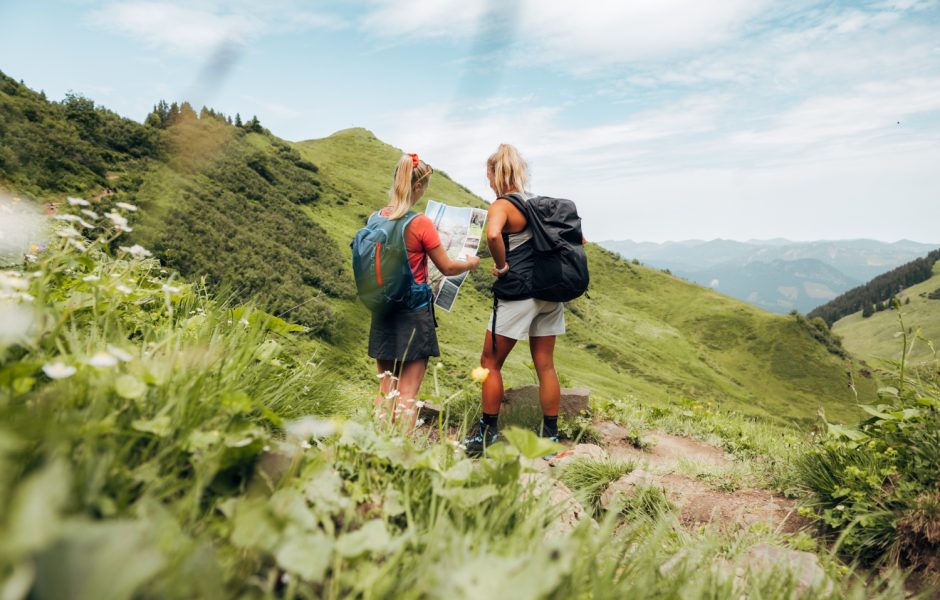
424, 200, 487, 311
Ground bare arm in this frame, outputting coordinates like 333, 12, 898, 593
427, 245, 480, 276
486, 203, 509, 271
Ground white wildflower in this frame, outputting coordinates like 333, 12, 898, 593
87, 352, 118, 368
24, 254, 37, 263
239, 318, 249, 326
105, 211, 132, 232
115, 284, 133, 294
119, 244, 151, 259
161, 284, 180, 293
415, 418, 425, 427
0, 273, 28, 290
115, 202, 138, 212
386, 389, 401, 400
300, 440, 312, 449
83, 275, 100, 282
68, 239, 87, 252
55, 214, 94, 229
106, 344, 133, 362
285, 416, 338, 440
67, 196, 90, 206
42, 361, 76, 379
56, 226, 81, 238
80, 209, 100, 220
0, 291, 34, 302
415, 400, 426, 409
836, 505, 846, 511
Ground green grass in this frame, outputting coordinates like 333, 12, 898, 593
834, 261, 940, 366
558, 457, 636, 510
0, 225, 911, 598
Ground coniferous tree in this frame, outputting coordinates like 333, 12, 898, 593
179, 102, 197, 121
234, 113, 242, 127
246, 115, 263, 133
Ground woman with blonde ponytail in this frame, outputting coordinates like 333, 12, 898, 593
464, 144, 568, 456
365, 153, 480, 431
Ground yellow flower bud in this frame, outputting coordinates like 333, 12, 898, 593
471, 367, 490, 383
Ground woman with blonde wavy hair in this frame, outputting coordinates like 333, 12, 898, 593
368, 153, 480, 431
464, 144, 566, 456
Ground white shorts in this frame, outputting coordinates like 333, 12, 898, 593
487, 298, 566, 340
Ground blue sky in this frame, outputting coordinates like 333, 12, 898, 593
1, 0, 939, 243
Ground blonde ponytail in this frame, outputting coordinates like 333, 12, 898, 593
387, 154, 433, 219
486, 144, 529, 197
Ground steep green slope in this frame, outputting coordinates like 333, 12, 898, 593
0, 71, 352, 336
296, 129, 872, 424
833, 260, 940, 365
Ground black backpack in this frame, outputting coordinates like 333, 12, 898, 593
496, 193, 589, 302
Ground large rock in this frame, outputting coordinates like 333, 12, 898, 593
519, 473, 594, 538
500, 386, 590, 426
417, 401, 442, 422
741, 543, 832, 597
548, 443, 608, 467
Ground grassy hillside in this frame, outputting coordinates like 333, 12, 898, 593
833, 260, 940, 365
0, 69, 874, 426
296, 129, 872, 424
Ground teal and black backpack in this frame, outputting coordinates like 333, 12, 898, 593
351, 211, 433, 313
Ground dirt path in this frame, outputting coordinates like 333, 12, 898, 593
551, 420, 809, 534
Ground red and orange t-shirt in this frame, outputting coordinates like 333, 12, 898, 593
378, 209, 441, 283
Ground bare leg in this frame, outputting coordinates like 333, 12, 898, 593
529, 336, 560, 417
480, 330, 517, 415
392, 359, 429, 433
374, 359, 397, 420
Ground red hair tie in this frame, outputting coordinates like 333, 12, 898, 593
408, 153, 419, 168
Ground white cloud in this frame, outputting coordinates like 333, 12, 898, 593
89, 1, 346, 55
90, 2, 257, 54
359, 0, 488, 39
729, 78, 940, 152
359, 0, 771, 71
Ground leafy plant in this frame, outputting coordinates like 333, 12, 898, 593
796, 309, 940, 568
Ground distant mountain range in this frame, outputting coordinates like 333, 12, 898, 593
599, 238, 940, 314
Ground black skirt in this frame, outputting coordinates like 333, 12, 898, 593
368, 305, 440, 361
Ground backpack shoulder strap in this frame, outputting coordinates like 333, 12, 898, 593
366, 211, 384, 226
498, 194, 527, 214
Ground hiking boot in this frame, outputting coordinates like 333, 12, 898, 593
463, 419, 499, 457
539, 427, 561, 461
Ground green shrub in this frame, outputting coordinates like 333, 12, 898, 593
796, 323, 940, 568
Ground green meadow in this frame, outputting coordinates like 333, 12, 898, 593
834, 260, 940, 366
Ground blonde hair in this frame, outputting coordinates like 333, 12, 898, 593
487, 144, 529, 197
387, 154, 433, 219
